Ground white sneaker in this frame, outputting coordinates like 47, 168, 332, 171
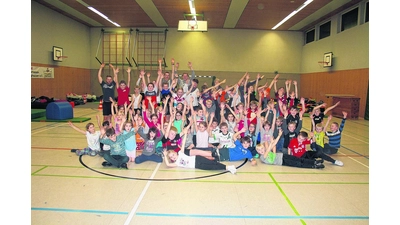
334, 160, 344, 166
227, 165, 237, 174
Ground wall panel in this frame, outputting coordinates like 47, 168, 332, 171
31, 63, 91, 100
300, 68, 369, 119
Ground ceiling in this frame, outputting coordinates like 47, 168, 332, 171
33, 0, 363, 32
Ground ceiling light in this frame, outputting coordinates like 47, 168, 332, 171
272, 0, 313, 30
77, 0, 120, 27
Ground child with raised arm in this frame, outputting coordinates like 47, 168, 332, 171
99, 127, 135, 169
68, 114, 101, 156
111, 64, 131, 107
122, 120, 137, 162
134, 124, 163, 164
216, 127, 257, 166
163, 128, 238, 174
288, 131, 343, 166
310, 114, 332, 152
256, 130, 325, 169
310, 101, 341, 131
322, 111, 347, 155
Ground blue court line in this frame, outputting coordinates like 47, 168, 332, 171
135, 212, 368, 220
30, 208, 368, 220
31, 207, 128, 215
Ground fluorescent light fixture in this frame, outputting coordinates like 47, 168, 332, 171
188, 0, 197, 20
84, 3, 120, 27
272, 0, 313, 30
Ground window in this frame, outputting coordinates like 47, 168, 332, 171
319, 21, 331, 40
365, 1, 369, 23
305, 29, 315, 44
341, 7, 359, 31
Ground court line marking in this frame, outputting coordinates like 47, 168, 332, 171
124, 163, 160, 225
30, 208, 368, 220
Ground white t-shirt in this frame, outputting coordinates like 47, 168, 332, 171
175, 151, 196, 169
187, 88, 199, 106
217, 131, 235, 148
86, 131, 101, 151
196, 130, 209, 148
209, 127, 220, 144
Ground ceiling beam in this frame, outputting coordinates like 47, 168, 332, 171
289, 0, 352, 30
45, 0, 103, 26
223, 0, 249, 28
135, 0, 168, 27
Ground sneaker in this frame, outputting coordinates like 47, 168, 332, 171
334, 160, 344, 166
315, 159, 324, 165
70, 149, 79, 153
120, 163, 128, 169
313, 163, 325, 169
254, 154, 259, 159
227, 165, 237, 174
88, 150, 97, 157
102, 161, 112, 167
75, 150, 84, 156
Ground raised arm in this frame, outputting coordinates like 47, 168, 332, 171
188, 61, 195, 80
293, 80, 298, 98
285, 80, 291, 96
109, 64, 119, 88
97, 63, 105, 83
233, 127, 247, 142
323, 115, 332, 132
237, 72, 248, 86
67, 121, 86, 135
126, 67, 131, 88
324, 101, 341, 115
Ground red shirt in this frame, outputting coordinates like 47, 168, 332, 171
288, 138, 311, 158
117, 86, 131, 106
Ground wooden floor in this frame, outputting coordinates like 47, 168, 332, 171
31, 102, 369, 225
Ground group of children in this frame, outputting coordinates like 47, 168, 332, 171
68, 58, 347, 173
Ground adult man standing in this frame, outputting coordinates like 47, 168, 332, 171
98, 63, 117, 123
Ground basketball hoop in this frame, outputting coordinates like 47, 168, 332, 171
56, 56, 68, 62
318, 61, 329, 68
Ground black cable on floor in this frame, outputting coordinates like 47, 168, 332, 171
79, 155, 248, 181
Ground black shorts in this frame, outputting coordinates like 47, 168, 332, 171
103, 101, 112, 116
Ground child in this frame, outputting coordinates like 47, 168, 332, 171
68, 115, 101, 156
216, 127, 257, 166
162, 112, 189, 153
99, 127, 135, 169
216, 122, 236, 149
135, 126, 163, 164
98, 120, 111, 156
279, 100, 303, 154
208, 118, 221, 148
122, 120, 137, 162
131, 86, 143, 115
284, 97, 305, 129
288, 131, 343, 166
310, 101, 340, 131
110, 100, 127, 135
111, 65, 131, 107
256, 130, 325, 169
310, 114, 332, 152
163, 128, 237, 174
322, 111, 347, 155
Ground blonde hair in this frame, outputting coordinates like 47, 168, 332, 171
255, 143, 264, 152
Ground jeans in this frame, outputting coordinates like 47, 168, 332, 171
135, 154, 163, 164
103, 154, 129, 167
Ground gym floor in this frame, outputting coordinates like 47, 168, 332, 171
31, 102, 369, 225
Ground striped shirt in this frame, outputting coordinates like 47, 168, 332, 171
325, 118, 346, 149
